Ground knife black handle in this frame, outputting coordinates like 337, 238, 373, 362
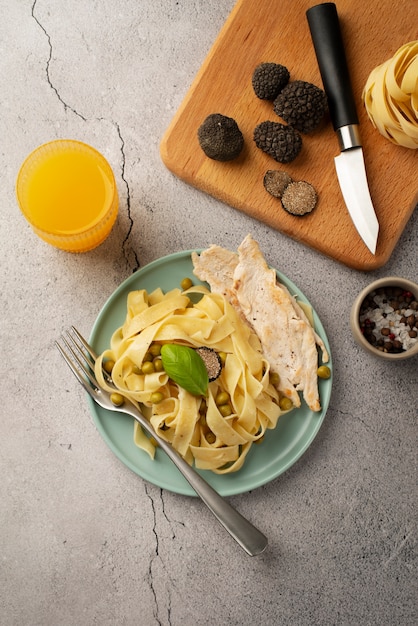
306, 3, 358, 132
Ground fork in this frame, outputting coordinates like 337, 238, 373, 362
55, 327, 268, 556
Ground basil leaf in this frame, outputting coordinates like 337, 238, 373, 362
161, 344, 208, 396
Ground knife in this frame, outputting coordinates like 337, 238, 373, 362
306, 2, 379, 254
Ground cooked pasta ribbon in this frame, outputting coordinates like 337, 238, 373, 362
95, 285, 285, 473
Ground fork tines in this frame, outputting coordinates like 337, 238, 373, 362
55, 327, 99, 393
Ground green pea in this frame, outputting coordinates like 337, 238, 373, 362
279, 397, 293, 411
103, 359, 115, 374
180, 277, 193, 290
206, 431, 216, 444
142, 361, 155, 375
269, 372, 280, 387
218, 403, 232, 417
110, 392, 124, 407
149, 343, 161, 357
150, 392, 164, 404
317, 365, 331, 379
153, 357, 164, 372
215, 391, 230, 406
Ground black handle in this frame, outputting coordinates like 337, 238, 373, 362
306, 2, 358, 131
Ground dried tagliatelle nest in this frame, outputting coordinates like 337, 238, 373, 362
362, 41, 418, 149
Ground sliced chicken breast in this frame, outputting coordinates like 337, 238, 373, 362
192, 235, 328, 411
191, 246, 244, 320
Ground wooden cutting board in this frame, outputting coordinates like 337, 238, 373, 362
160, 0, 417, 270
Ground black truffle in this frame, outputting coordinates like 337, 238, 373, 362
273, 80, 328, 133
253, 121, 302, 163
263, 170, 292, 198
195, 347, 222, 381
252, 62, 290, 100
281, 181, 317, 216
198, 113, 244, 161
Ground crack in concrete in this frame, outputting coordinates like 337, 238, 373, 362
31, 0, 87, 121
338, 408, 378, 434
160, 491, 185, 540
115, 122, 140, 272
31, 1, 140, 273
144, 483, 162, 626
142, 486, 175, 625
157, 489, 174, 626
160, 491, 176, 540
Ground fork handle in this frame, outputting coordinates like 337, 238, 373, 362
124, 405, 268, 556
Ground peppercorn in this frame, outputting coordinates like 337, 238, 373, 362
254, 121, 302, 163
358, 286, 418, 353
198, 113, 244, 161
273, 80, 328, 133
252, 62, 290, 100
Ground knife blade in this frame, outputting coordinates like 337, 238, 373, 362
306, 2, 379, 254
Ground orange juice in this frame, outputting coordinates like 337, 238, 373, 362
16, 140, 118, 252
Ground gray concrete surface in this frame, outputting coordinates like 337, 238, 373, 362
1, 1, 417, 625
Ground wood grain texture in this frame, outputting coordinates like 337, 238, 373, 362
160, 0, 418, 270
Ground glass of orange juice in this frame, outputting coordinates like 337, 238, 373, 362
16, 139, 118, 252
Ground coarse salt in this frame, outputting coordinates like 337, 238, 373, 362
360, 293, 418, 352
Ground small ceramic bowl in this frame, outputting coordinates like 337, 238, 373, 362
350, 276, 418, 360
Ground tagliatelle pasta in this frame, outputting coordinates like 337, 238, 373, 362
362, 41, 418, 148
94, 285, 285, 473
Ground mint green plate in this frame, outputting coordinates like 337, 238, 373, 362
88, 250, 332, 496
